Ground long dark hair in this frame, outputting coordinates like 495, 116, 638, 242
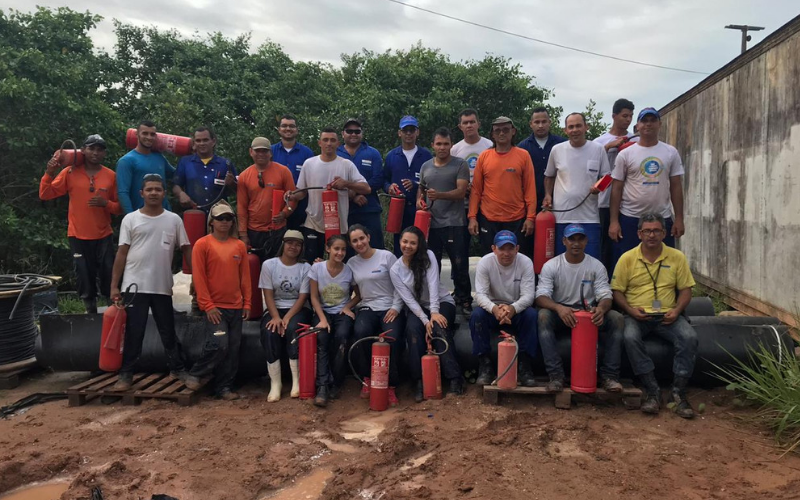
400, 226, 430, 301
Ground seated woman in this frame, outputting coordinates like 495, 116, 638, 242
389, 226, 463, 402
259, 230, 312, 403
346, 224, 405, 407
307, 234, 359, 407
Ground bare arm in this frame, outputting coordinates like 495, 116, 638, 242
109, 244, 130, 301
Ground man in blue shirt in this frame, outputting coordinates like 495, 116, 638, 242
116, 120, 175, 214
383, 115, 433, 257
173, 127, 237, 212
337, 118, 384, 251
517, 107, 566, 212
271, 114, 314, 230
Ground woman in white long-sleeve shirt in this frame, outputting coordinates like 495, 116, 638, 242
389, 226, 463, 402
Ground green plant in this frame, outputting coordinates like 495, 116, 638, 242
57, 293, 86, 314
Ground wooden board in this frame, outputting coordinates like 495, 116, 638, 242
0, 365, 40, 390
482, 382, 642, 410
66, 373, 206, 407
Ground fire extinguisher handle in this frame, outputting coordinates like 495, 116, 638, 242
118, 283, 138, 308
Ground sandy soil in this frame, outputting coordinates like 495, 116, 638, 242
1, 370, 800, 500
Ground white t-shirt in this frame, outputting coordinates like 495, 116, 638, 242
612, 141, 684, 218
593, 132, 639, 208
452, 137, 493, 209
474, 253, 536, 314
296, 155, 367, 234
119, 210, 189, 295
535, 136, 548, 149
535, 253, 612, 308
258, 258, 311, 310
402, 146, 418, 167
544, 141, 610, 224
307, 261, 353, 314
347, 249, 403, 312
389, 250, 455, 324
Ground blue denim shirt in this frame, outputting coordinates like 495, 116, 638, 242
174, 154, 237, 211
271, 141, 315, 183
517, 133, 566, 211
337, 141, 383, 214
383, 145, 433, 207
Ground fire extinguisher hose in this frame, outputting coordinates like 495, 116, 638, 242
118, 283, 139, 308
284, 186, 325, 204
347, 329, 394, 388
426, 335, 449, 355
491, 333, 519, 386
290, 324, 327, 345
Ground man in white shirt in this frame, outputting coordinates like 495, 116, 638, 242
535, 224, 624, 393
543, 112, 610, 260
469, 230, 538, 386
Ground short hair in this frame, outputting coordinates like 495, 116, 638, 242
564, 112, 586, 126
141, 173, 164, 188
530, 107, 549, 118
280, 114, 297, 123
138, 120, 156, 130
194, 126, 216, 140
612, 99, 635, 115
638, 212, 666, 230
320, 127, 337, 135
458, 108, 479, 121
432, 127, 453, 143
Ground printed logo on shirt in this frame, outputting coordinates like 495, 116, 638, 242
363, 160, 372, 166
279, 279, 296, 294
214, 178, 225, 186
505, 168, 516, 173
466, 154, 479, 170
321, 283, 346, 307
98, 187, 108, 193
370, 269, 383, 274
639, 156, 663, 184
233, 255, 241, 260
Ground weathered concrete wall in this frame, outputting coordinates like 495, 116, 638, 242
660, 20, 800, 321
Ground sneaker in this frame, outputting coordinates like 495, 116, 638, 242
314, 386, 329, 408
545, 377, 565, 393
360, 378, 371, 399
184, 375, 203, 391
111, 374, 133, 392
388, 387, 399, 407
601, 378, 624, 393
219, 391, 240, 401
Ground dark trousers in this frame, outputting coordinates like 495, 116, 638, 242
537, 308, 624, 381
476, 212, 531, 257
611, 214, 674, 272
248, 227, 287, 262
120, 292, 185, 375
469, 306, 539, 358
623, 315, 697, 379
392, 204, 417, 257
314, 312, 354, 387
68, 235, 114, 300
259, 307, 312, 362
301, 227, 326, 263
351, 307, 406, 386
188, 308, 243, 394
405, 302, 461, 381
598, 207, 613, 276
428, 226, 472, 304
452, 208, 473, 281
287, 198, 308, 230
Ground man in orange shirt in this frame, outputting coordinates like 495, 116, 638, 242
468, 117, 537, 257
39, 134, 121, 313
185, 201, 251, 400
237, 137, 297, 261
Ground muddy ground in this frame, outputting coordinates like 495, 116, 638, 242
1, 370, 799, 500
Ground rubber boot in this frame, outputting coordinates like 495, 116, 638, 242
639, 371, 661, 414
288, 359, 300, 398
475, 355, 494, 386
670, 376, 695, 419
267, 361, 282, 403
518, 353, 537, 387
314, 385, 329, 408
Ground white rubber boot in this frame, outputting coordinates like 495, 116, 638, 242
267, 361, 282, 402
289, 359, 300, 398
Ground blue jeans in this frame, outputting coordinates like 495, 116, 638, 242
469, 307, 538, 358
405, 303, 461, 381
612, 214, 674, 272
555, 222, 601, 260
623, 315, 697, 378
352, 307, 406, 386
537, 308, 624, 380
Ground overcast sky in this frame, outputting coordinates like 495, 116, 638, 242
3, 0, 798, 129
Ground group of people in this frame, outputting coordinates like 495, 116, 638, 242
39, 99, 698, 418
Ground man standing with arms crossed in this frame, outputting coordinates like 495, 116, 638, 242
116, 120, 175, 214
110, 174, 191, 391
518, 107, 566, 212
271, 114, 314, 230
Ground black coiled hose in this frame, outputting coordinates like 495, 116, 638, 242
0, 274, 55, 366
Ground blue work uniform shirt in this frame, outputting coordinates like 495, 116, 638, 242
116, 149, 175, 214
383, 145, 433, 208
517, 133, 566, 211
337, 141, 383, 214
271, 141, 315, 183
174, 154, 237, 212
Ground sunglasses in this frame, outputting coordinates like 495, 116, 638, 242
344, 129, 362, 135
401, 127, 418, 133
215, 214, 234, 222
89, 175, 95, 193
258, 171, 265, 188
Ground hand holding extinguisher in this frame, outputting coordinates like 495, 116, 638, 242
99, 283, 138, 372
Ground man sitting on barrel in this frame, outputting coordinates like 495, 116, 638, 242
611, 212, 697, 418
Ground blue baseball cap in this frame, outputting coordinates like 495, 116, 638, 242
493, 230, 517, 248
399, 115, 419, 129
563, 224, 587, 238
637, 107, 660, 121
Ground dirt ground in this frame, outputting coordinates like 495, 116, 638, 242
1, 370, 800, 500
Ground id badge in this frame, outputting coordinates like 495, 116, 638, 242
652, 300, 662, 312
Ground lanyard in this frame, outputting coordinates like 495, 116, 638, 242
642, 260, 662, 300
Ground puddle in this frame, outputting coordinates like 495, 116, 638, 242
0, 482, 69, 500
339, 411, 397, 443
399, 451, 434, 471
317, 438, 359, 454
261, 468, 333, 500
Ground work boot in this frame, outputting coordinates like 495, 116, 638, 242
545, 375, 565, 393
219, 391, 240, 401
288, 359, 300, 398
329, 384, 341, 400
448, 377, 465, 396
185, 375, 203, 391
601, 378, 624, 393
670, 377, 695, 419
475, 355, 494, 386
518, 354, 537, 387
414, 380, 424, 403
460, 300, 473, 315
267, 361, 282, 403
112, 373, 132, 391
388, 387, 399, 407
360, 377, 371, 399
170, 369, 188, 382
639, 371, 661, 415
83, 299, 97, 314
313, 385, 329, 408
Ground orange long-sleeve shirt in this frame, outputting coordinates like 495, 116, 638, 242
237, 163, 296, 233
468, 147, 537, 222
38, 165, 121, 240
191, 234, 251, 311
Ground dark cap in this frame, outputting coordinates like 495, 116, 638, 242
343, 117, 362, 129
83, 134, 106, 148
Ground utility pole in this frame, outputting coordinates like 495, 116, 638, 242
725, 25, 765, 54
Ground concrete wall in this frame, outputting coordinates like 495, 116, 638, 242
659, 17, 800, 322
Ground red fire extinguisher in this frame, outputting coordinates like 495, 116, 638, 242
54, 140, 85, 168
182, 209, 207, 274
98, 284, 137, 372
495, 331, 519, 390
422, 336, 449, 400
322, 189, 341, 241
125, 128, 192, 156
247, 251, 263, 320
571, 284, 598, 393
383, 194, 406, 234
533, 210, 556, 274
414, 209, 431, 240
348, 329, 394, 411
292, 324, 325, 400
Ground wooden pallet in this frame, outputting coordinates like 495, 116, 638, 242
483, 382, 642, 409
0, 366, 39, 390
66, 373, 206, 407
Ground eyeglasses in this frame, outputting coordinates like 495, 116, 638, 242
493, 127, 513, 134
344, 129, 362, 135
214, 214, 234, 222
638, 229, 665, 236
89, 176, 95, 193
257, 171, 265, 188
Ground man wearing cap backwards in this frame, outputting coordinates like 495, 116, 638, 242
609, 107, 685, 269
288, 128, 371, 261
40, 134, 121, 313
468, 116, 537, 257
383, 115, 433, 257
535, 223, 624, 393
337, 118, 385, 251
612, 212, 697, 418
237, 137, 297, 261
517, 107, 566, 212
173, 126, 237, 212
271, 114, 315, 230
116, 120, 175, 214
110, 173, 191, 391
542, 112, 611, 261
471, 230, 538, 386
183, 201, 250, 400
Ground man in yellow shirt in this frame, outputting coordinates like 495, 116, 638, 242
611, 212, 697, 418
